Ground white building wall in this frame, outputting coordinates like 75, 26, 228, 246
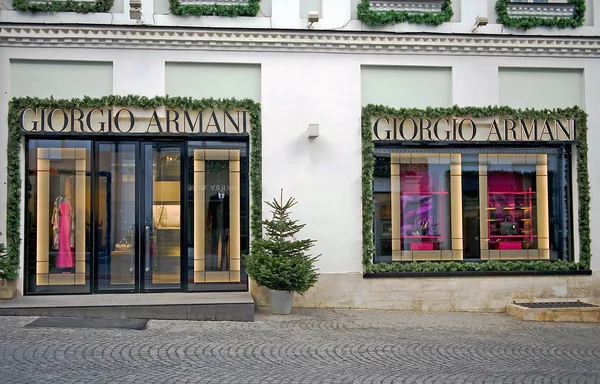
1, 0, 599, 36
261, 53, 363, 274
584, 62, 600, 272
0, 47, 596, 281
1, 0, 599, 302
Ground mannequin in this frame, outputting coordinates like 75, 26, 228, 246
207, 191, 229, 271
51, 194, 75, 271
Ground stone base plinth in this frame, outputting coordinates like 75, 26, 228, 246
250, 273, 600, 312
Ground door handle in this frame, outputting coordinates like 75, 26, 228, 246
145, 226, 151, 272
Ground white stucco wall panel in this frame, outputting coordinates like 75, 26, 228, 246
166, 62, 261, 100
584, 63, 600, 271
261, 53, 363, 274
499, 67, 584, 109
10, 60, 113, 99
361, 65, 452, 108
114, 52, 165, 96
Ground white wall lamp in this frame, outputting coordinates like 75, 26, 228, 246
307, 11, 319, 28
472, 15, 488, 33
307, 123, 319, 139
130, 0, 142, 20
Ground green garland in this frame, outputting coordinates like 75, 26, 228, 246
368, 260, 584, 273
357, 0, 453, 26
13, 0, 113, 13
496, 0, 585, 30
362, 104, 591, 274
170, 0, 259, 17
5, 95, 262, 281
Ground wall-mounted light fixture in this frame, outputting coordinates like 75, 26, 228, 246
472, 15, 488, 33
130, 0, 142, 20
307, 11, 319, 28
307, 123, 319, 139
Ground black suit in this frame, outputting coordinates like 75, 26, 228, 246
207, 193, 229, 270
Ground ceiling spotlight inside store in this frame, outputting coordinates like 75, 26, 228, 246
472, 15, 488, 33
130, 0, 142, 20
307, 11, 319, 28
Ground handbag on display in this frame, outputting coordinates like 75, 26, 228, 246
405, 219, 430, 236
500, 217, 517, 236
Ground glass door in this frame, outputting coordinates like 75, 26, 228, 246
95, 142, 183, 293
142, 143, 183, 291
96, 142, 138, 292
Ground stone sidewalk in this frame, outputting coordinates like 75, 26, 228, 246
0, 309, 599, 383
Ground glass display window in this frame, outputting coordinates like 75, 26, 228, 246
26, 140, 92, 292
377, 152, 464, 262
373, 147, 571, 263
25, 138, 250, 295
479, 154, 548, 260
187, 141, 249, 290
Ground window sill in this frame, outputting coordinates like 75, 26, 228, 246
364, 270, 593, 278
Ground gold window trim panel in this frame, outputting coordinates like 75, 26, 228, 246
193, 149, 241, 283
390, 153, 463, 262
36, 148, 87, 286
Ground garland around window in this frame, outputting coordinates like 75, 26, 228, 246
169, 0, 260, 17
357, 0, 453, 26
13, 0, 113, 13
3, 95, 262, 281
495, 0, 585, 30
362, 104, 590, 274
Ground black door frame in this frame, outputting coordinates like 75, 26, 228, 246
94, 140, 185, 294
24, 135, 250, 295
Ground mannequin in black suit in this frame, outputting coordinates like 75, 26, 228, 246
207, 192, 229, 270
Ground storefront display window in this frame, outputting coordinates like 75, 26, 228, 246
26, 140, 92, 293
187, 141, 249, 290
480, 154, 547, 260
374, 148, 571, 263
25, 139, 249, 294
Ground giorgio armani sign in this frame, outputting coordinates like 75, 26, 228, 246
19, 108, 250, 135
372, 116, 576, 143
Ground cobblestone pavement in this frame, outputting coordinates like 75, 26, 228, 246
0, 309, 599, 384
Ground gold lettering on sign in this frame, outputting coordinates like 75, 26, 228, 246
19, 108, 251, 135
371, 116, 575, 143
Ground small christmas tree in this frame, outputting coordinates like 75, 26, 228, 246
245, 190, 319, 294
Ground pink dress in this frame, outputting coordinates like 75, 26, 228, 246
56, 201, 74, 269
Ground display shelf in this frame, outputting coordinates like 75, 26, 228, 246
488, 187, 535, 244
400, 188, 449, 251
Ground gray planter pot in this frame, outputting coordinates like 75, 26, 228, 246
0, 279, 18, 300
269, 289, 294, 315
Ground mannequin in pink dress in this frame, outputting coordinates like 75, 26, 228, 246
54, 197, 74, 270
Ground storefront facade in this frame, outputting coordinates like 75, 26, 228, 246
14, 103, 259, 294
371, 114, 577, 263
1, 1, 600, 307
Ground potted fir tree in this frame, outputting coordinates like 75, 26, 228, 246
245, 190, 320, 315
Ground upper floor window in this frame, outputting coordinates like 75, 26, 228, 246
357, 0, 453, 26
496, 0, 585, 30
